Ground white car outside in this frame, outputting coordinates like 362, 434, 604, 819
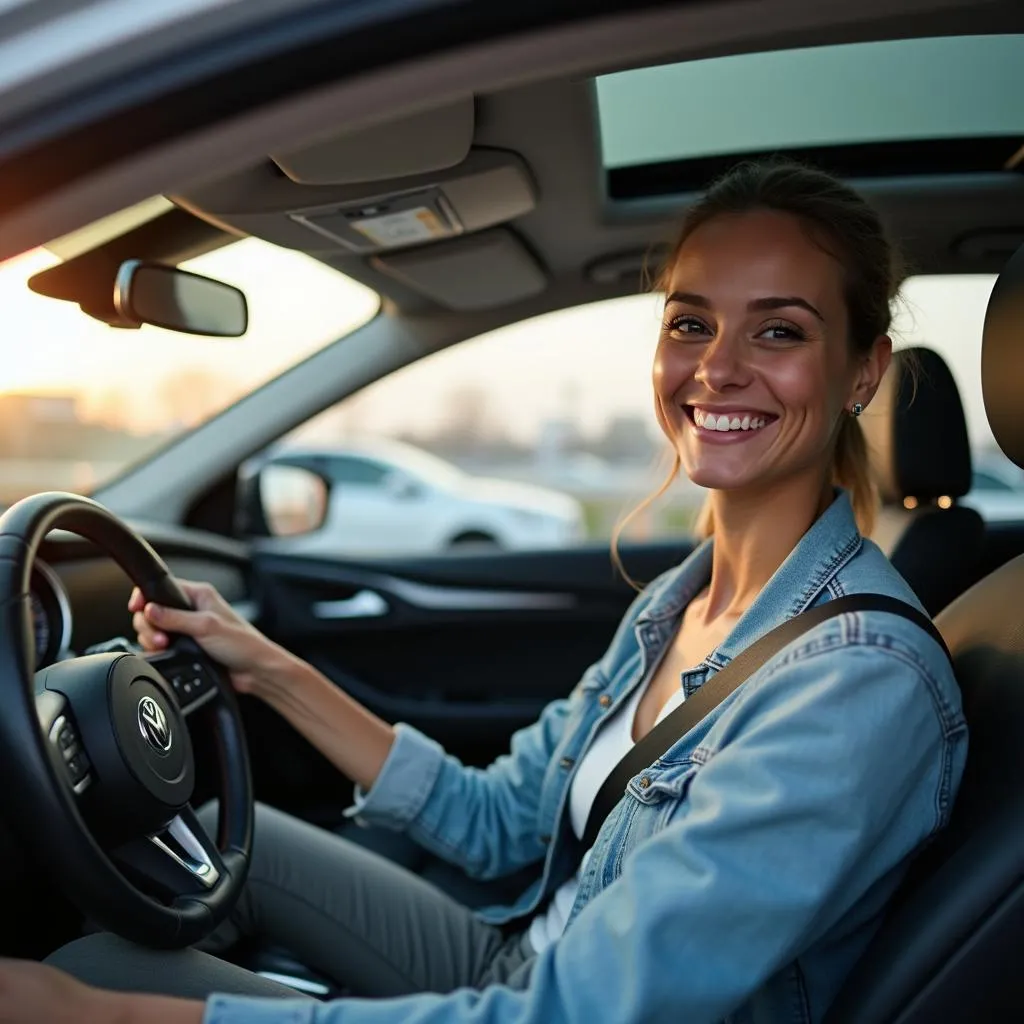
260, 439, 586, 557
961, 453, 1024, 523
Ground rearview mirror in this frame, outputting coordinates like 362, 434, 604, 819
114, 260, 248, 337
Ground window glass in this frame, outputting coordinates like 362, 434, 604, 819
0, 231, 379, 505
278, 274, 998, 557
596, 35, 1024, 169
327, 457, 389, 486
971, 470, 1012, 492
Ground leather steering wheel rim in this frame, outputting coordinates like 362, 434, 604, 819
0, 492, 253, 948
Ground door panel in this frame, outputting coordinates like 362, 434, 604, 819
245, 540, 694, 821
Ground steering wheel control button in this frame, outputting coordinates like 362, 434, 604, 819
144, 650, 218, 714
66, 749, 91, 783
48, 713, 93, 793
56, 721, 76, 752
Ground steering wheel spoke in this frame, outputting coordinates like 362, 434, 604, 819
114, 805, 226, 899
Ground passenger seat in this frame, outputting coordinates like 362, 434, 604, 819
862, 346, 985, 615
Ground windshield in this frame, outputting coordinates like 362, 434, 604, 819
0, 236, 379, 505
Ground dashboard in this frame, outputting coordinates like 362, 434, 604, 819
30, 560, 73, 669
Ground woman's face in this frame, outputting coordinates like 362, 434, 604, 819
653, 209, 888, 495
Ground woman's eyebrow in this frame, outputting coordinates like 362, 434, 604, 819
749, 296, 825, 322
664, 291, 711, 308
664, 291, 824, 323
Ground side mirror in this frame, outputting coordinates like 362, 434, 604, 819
237, 461, 329, 538
114, 260, 248, 337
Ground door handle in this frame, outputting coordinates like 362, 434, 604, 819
312, 590, 390, 620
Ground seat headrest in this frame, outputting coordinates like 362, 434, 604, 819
862, 345, 972, 503
982, 243, 1024, 469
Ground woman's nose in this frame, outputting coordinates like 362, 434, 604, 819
694, 332, 750, 391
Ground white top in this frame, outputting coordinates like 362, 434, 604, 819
527, 679, 687, 953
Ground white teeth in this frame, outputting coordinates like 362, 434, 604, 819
693, 409, 769, 432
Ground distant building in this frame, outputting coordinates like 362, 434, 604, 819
0, 392, 152, 460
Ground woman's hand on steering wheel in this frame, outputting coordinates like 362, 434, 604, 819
129, 580, 285, 697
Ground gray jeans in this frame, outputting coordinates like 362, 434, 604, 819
47, 802, 534, 1002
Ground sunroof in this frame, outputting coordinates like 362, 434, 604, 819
596, 34, 1024, 179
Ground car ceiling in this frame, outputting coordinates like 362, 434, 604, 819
165, 19, 1024, 319
32, 2, 1024, 324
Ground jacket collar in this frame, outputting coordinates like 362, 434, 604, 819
636, 490, 863, 668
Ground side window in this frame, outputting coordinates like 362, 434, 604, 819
272, 275, 1002, 556
281, 295, 695, 557
326, 456, 389, 486
970, 470, 1012, 492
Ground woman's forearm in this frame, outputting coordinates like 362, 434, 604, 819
105, 991, 205, 1024
253, 649, 396, 792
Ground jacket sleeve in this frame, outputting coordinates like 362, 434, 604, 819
341, 583, 657, 880
204, 636, 965, 1024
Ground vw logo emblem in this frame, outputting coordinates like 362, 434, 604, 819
137, 695, 173, 754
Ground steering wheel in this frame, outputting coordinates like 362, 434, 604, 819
0, 492, 253, 949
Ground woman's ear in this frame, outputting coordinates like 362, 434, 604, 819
851, 335, 893, 410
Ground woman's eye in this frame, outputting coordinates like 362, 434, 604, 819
666, 315, 710, 336
758, 321, 805, 342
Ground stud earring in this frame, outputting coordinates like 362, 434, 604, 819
850, 402, 863, 417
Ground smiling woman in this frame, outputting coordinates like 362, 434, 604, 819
0, 230, 379, 504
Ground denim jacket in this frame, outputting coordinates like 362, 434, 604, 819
206, 491, 967, 1024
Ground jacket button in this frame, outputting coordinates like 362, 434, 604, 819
638, 776, 651, 789
598, 694, 612, 708
559, 756, 575, 769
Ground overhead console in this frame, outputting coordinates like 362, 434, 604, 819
173, 94, 537, 249
175, 148, 535, 255
171, 100, 544, 310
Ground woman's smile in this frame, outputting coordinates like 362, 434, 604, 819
684, 404, 779, 444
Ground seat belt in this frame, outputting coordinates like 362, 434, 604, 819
580, 593, 951, 852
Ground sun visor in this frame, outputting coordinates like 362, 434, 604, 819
371, 229, 546, 311
270, 99, 474, 185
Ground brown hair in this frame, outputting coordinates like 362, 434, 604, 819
612, 159, 902, 583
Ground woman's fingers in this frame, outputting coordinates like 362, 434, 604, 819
131, 610, 167, 651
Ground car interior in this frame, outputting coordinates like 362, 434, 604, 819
861, 346, 987, 616
0, 0, 1022, 1020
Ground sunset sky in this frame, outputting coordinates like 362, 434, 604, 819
0, 239, 379, 432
